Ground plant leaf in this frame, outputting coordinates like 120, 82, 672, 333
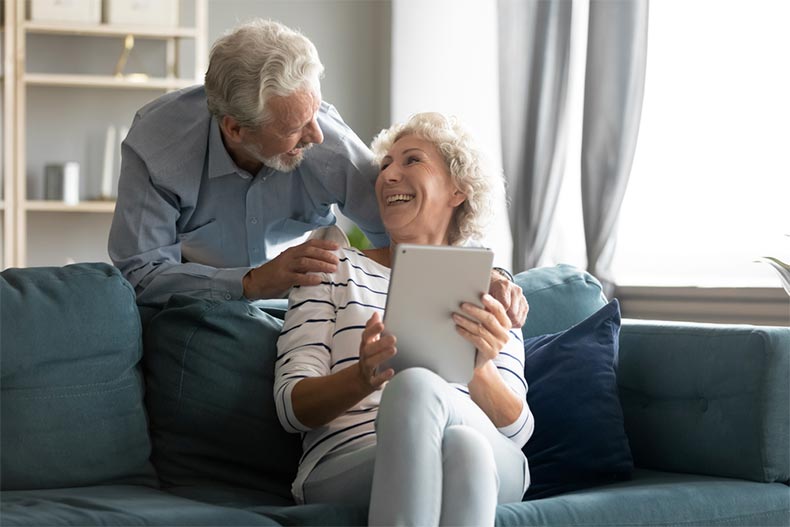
755, 256, 790, 296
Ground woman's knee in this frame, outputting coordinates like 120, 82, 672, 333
443, 426, 495, 467
381, 367, 444, 404
377, 368, 449, 429
442, 426, 498, 486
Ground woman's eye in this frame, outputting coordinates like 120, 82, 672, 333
380, 162, 391, 171
406, 156, 419, 164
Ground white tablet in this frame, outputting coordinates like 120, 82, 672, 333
381, 244, 494, 384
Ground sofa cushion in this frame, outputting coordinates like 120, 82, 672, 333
514, 264, 608, 338
522, 299, 633, 499
0, 485, 279, 526
619, 321, 790, 484
144, 295, 300, 499
496, 468, 790, 527
0, 263, 156, 490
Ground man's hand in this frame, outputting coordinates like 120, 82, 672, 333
488, 272, 529, 328
243, 239, 340, 299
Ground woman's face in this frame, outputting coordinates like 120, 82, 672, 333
376, 135, 465, 245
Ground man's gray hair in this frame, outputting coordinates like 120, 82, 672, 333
370, 113, 503, 246
205, 19, 324, 127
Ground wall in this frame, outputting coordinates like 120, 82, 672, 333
207, 0, 391, 145
22, 0, 391, 266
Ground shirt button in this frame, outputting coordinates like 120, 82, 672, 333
250, 217, 258, 224
252, 247, 259, 253
224, 292, 232, 300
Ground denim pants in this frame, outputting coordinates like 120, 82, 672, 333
302, 368, 529, 526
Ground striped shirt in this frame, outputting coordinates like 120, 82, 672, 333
274, 242, 533, 503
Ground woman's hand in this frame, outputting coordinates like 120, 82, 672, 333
453, 294, 512, 367
356, 312, 397, 390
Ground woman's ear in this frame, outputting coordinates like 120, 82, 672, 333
449, 189, 467, 208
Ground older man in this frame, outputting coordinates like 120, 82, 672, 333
108, 19, 526, 326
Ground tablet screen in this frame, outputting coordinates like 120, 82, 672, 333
381, 244, 493, 384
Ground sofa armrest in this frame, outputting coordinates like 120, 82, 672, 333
618, 319, 789, 484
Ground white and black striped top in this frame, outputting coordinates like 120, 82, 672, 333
274, 239, 533, 503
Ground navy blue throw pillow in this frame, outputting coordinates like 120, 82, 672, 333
522, 299, 633, 500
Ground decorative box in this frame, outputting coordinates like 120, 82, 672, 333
103, 0, 179, 27
31, 0, 102, 24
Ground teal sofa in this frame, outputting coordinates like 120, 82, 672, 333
2, 262, 788, 526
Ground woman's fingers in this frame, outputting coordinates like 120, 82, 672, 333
453, 313, 495, 356
480, 293, 512, 330
358, 312, 397, 389
361, 311, 382, 338
453, 294, 511, 363
459, 297, 509, 341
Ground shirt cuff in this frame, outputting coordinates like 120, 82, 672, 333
492, 266, 515, 282
211, 267, 250, 301
497, 400, 531, 440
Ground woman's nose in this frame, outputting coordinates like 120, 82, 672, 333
381, 164, 401, 183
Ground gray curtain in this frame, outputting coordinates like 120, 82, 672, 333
582, 0, 649, 293
499, 0, 573, 272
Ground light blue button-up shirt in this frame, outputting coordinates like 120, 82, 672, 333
109, 85, 387, 307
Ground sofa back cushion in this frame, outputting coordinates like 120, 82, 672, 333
619, 321, 790, 484
144, 295, 300, 500
0, 263, 156, 490
515, 264, 608, 338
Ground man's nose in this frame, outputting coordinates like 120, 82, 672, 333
303, 118, 323, 145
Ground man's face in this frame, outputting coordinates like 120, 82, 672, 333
242, 89, 324, 172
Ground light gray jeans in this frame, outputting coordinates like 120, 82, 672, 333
302, 368, 529, 526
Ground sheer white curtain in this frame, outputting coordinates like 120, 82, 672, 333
390, 0, 513, 268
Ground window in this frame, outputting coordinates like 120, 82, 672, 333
612, 0, 790, 287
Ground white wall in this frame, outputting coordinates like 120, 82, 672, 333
390, 0, 512, 266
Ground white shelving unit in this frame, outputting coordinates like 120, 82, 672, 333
1, 0, 16, 269
2, 0, 207, 269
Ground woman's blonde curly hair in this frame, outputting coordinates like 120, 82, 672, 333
370, 112, 503, 246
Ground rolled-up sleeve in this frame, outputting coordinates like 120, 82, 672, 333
274, 276, 336, 434
494, 330, 535, 448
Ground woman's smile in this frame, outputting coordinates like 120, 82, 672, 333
385, 193, 415, 205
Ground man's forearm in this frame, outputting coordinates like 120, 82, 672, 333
129, 260, 250, 307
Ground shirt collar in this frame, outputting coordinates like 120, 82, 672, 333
208, 116, 253, 180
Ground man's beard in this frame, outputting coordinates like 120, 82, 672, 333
243, 142, 313, 173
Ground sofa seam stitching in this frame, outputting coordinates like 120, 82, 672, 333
174, 301, 224, 417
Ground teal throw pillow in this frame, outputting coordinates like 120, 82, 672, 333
515, 264, 607, 338
144, 295, 300, 500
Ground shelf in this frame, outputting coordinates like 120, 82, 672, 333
4, 0, 208, 267
25, 73, 194, 90
25, 200, 115, 213
24, 21, 197, 39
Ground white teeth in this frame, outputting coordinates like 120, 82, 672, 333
386, 194, 414, 204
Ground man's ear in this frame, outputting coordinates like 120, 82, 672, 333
220, 115, 245, 144
449, 189, 467, 208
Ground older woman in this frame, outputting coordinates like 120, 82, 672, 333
274, 113, 533, 526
